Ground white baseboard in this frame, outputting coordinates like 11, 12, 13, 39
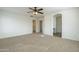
0, 33, 32, 39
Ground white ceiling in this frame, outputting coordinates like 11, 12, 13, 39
0, 7, 72, 18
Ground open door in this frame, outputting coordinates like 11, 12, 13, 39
33, 20, 36, 33
53, 14, 62, 37
40, 20, 42, 33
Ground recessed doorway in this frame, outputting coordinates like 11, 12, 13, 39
33, 20, 36, 33
39, 20, 43, 33
53, 14, 62, 37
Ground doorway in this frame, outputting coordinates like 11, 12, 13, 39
53, 14, 62, 37
33, 20, 36, 33
39, 20, 43, 33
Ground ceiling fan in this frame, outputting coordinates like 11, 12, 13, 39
27, 7, 44, 15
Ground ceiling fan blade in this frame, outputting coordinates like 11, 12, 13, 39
38, 12, 43, 14
38, 8, 43, 11
29, 7, 34, 10
30, 15, 33, 17
27, 11, 33, 13
27, 12, 30, 13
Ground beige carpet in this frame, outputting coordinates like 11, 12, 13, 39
0, 33, 79, 52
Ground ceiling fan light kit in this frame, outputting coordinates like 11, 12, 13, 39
33, 11, 38, 15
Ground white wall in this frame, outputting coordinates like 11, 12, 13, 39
62, 8, 79, 40
43, 14, 53, 35
0, 10, 32, 38
0, 11, 2, 36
